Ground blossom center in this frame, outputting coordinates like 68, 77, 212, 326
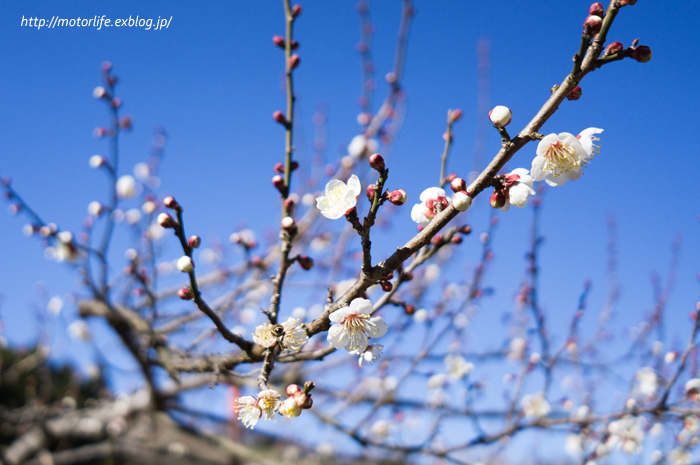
425, 196, 449, 219
327, 184, 349, 205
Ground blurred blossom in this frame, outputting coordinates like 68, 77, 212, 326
444, 354, 474, 380
347, 134, 378, 159
147, 223, 165, 240
565, 433, 584, 457
424, 264, 440, 283
111, 209, 125, 223
634, 367, 658, 396
508, 337, 527, 361
125, 208, 142, 225
607, 415, 644, 454
141, 200, 157, 215
521, 392, 550, 418
156, 261, 173, 276
291, 307, 306, 320
47, 296, 63, 315
369, 419, 391, 438
316, 443, 334, 458
428, 373, 447, 390
133, 162, 150, 181
116, 175, 136, 198
414, 309, 428, 323
200, 248, 221, 265
240, 308, 258, 325
67, 321, 91, 341
301, 193, 315, 206
668, 449, 691, 465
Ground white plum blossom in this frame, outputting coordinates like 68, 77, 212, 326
668, 448, 691, 465
116, 175, 136, 198
411, 187, 451, 227
257, 389, 281, 420
634, 367, 658, 396
278, 397, 302, 418
316, 175, 361, 219
607, 415, 644, 454
253, 317, 308, 352
177, 256, 194, 273
521, 392, 551, 418
68, 321, 91, 341
234, 396, 262, 429
327, 298, 388, 353
358, 344, 384, 367
685, 378, 700, 399
444, 354, 474, 380
348, 134, 379, 159
369, 419, 391, 438
531, 128, 603, 187
500, 168, 536, 212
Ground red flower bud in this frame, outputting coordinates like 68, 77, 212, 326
589, 2, 604, 17
120, 115, 133, 130
274, 162, 285, 173
188, 235, 201, 248
369, 153, 385, 171
284, 198, 295, 215
291, 4, 302, 17
272, 35, 285, 48
272, 175, 285, 193
431, 233, 444, 247
605, 41, 624, 56
298, 255, 314, 270
450, 235, 463, 245
583, 15, 602, 35
289, 54, 301, 70
490, 190, 506, 209
291, 160, 299, 171
286, 384, 301, 396
403, 272, 414, 282
178, 287, 193, 300
450, 109, 463, 123
273, 111, 288, 126
290, 40, 299, 50
366, 184, 376, 202
632, 45, 652, 63
380, 280, 393, 292
389, 189, 407, 206
459, 225, 472, 235
163, 196, 180, 210
404, 304, 416, 315
450, 177, 467, 192
157, 212, 176, 228
567, 86, 583, 101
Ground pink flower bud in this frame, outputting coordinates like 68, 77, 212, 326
431, 234, 444, 246
272, 35, 285, 48
381, 281, 393, 292
583, 15, 602, 35
450, 177, 467, 192
389, 189, 407, 206
188, 235, 201, 248
290, 40, 299, 50
451, 235, 463, 245
163, 196, 180, 210
120, 115, 133, 130
274, 162, 285, 173
385, 72, 397, 84
298, 255, 314, 270
157, 212, 176, 228
101, 61, 112, 72
289, 54, 301, 70
286, 384, 301, 396
291, 4, 302, 17
452, 191, 472, 211
178, 287, 193, 300
606, 41, 624, 55
459, 225, 472, 235
111, 97, 122, 109
295, 393, 313, 409
281, 216, 297, 232
93, 127, 109, 138
589, 2, 605, 16
366, 184, 376, 202
284, 198, 295, 215
567, 86, 583, 101
632, 45, 652, 63
272, 175, 285, 193
450, 109, 463, 123
369, 153, 385, 171
490, 190, 506, 209
273, 111, 288, 126
488, 105, 512, 127
404, 304, 416, 315
445, 173, 457, 184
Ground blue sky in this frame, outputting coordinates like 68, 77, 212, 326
1, 0, 700, 459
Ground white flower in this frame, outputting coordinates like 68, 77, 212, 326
369, 419, 391, 438
452, 191, 472, 211
256, 389, 281, 420
635, 367, 658, 396
410, 187, 451, 227
500, 168, 536, 212
531, 128, 603, 187
327, 298, 388, 353
668, 448, 691, 465
278, 397, 302, 418
116, 175, 136, 198
234, 396, 262, 429
607, 415, 644, 454
88, 201, 103, 217
358, 344, 384, 367
565, 433, 584, 457
348, 135, 379, 159
521, 392, 550, 418
489, 105, 512, 127
316, 175, 361, 219
444, 354, 474, 380
89, 155, 106, 168
68, 321, 91, 341
685, 378, 700, 399
177, 256, 194, 273
281, 317, 308, 352
141, 200, 157, 215
253, 323, 277, 348
133, 162, 150, 181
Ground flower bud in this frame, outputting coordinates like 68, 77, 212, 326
380, 280, 393, 292
279, 397, 302, 417
120, 115, 133, 130
111, 97, 122, 109
295, 392, 313, 409
177, 256, 194, 273
157, 212, 176, 229
451, 235, 463, 244
583, 15, 602, 35
274, 162, 284, 173
93, 127, 109, 138
490, 190, 506, 209
369, 153, 385, 171
389, 189, 407, 206
450, 109, 463, 123
291, 4, 302, 17
188, 235, 201, 248
431, 234, 444, 246
452, 191, 472, 211
366, 184, 376, 202
404, 304, 416, 315
163, 196, 180, 210
298, 255, 314, 270
686, 378, 700, 399
488, 105, 512, 127
286, 384, 301, 396
620, 0, 637, 5
272, 175, 285, 193
273, 111, 288, 126
445, 172, 457, 184
589, 2, 604, 16
101, 61, 112, 72
450, 177, 467, 193
290, 40, 299, 50
281, 216, 297, 232
88, 201, 103, 217
272, 35, 285, 48
459, 225, 472, 235
178, 287, 193, 300
632, 45, 652, 63
93, 86, 108, 99
605, 41, 624, 56
567, 86, 583, 101
89, 155, 107, 169
303, 381, 315, 393
284, 198, 295, 215
289, 54, 301, 70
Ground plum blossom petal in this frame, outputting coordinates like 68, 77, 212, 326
531, 128, 602, 187
316, 175, 361, 219
235, 396, 262, 429
327, 298, 387, 353
411, 187, 451, 227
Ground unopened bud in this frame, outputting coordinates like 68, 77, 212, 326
286, 384, 301, 396
369, 153, 385, 171
389, 189, 407, 206
284, 198, 295, 215
289, 54, 301, 70
366, 184, 376, 202
273, 35, 285, 48
178, 287, 193, 300
452, 191, 472, 211
431, 233, 444, 246
177, 256, 194, 273
567, 86, 583, 101
93, 86, 108, 99
490, 190, 506, 209
157, 212, 176, 229
589, 2, 605, 16
385, 72, 397, 84
459, 225, 472, 235
272, 175, 285, 193
120, 115, 133, 130
290, 40, 299, 50
605, 41, 624, 56
380, 280, 393, 292
583, 15, 602, 35
163, 196, 180, 210
488, 105, 512, 127
281, 216, 297, 232
620, 0, 637, 5
450, 235, 463, 244
632, 45, 652, 63
188, 235, 201, 248
89, 155, 107, 168
101, 61, 112, 72
273, 111, 288, 125
274, 162, 285, 173
450, 109, 463, 123
450, 177, 467, 193
298, 255, 314, 270
404, 304, 416, 315
291, 4, 302, 17
111, 97, 122, 109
